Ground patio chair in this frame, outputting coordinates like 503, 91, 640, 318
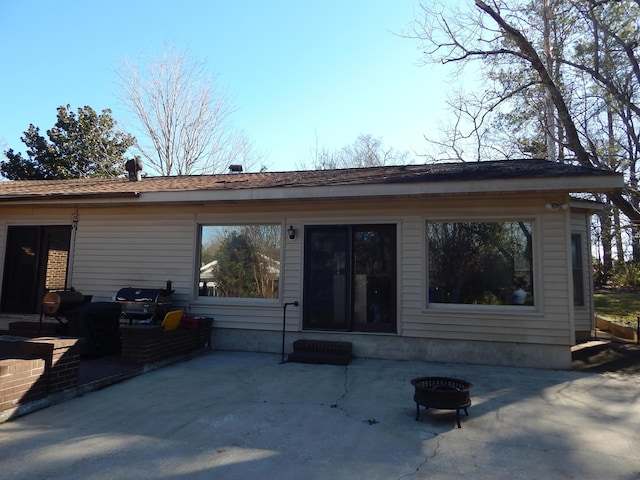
161, 310, 184, 332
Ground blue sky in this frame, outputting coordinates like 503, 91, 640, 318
0, 1, 460, 173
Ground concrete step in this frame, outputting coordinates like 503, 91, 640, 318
288, 339, 353, 365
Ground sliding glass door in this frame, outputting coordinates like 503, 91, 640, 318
1, 225, 72, 313
303, 224, 396, 333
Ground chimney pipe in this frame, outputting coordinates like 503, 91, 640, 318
125, 158, 143, 181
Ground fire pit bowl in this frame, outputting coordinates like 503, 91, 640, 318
411, 376, 473, 428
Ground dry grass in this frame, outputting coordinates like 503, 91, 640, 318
594, 290, 640, 326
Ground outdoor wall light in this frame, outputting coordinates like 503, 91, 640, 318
287, 225, 296, 240
545, 201, 569, 210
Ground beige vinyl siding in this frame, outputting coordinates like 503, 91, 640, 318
539, 210, 573, 343
190, 303, 283, 330
71, 211, 196, 304
0, 209, 76, 224
400, 217, 424, 334
0, 196, 581, 348
281, 221, 302, 330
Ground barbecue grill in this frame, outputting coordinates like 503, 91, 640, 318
38, 288, 92, 335
115, 285, 173, 324
41, 290, 87, 319
39, 289, 92, 327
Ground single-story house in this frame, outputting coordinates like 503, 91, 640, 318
0, 159, 624, 369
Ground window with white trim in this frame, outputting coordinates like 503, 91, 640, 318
198, 224, 281, 298
427, 220, 534, 305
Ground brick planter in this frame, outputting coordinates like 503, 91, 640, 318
8, 321, 60, 337
0, 336, 81, 414
0, 358, 47, 412
120, 317, 212, 365
28, 337, 82, 393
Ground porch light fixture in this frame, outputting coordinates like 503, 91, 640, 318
287, 225, 296, 240
545, 201, 569, 210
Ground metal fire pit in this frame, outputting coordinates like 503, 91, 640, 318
411, 376, 473, 428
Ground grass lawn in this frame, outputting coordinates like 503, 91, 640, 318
594, 290, 640, 326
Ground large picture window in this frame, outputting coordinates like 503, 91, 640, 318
198, 224, 281, 298
427, 221, 534, 306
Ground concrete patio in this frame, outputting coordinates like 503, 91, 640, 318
0, 350, 639, 479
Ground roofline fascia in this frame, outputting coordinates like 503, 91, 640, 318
0, 191, 140, 203
568, 197, 607, 212
0, 174, 623, 206
137, 175, 625, 203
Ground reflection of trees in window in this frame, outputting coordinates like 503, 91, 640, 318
199, 225, 280, 298
571, 234, 584, 306
353, 226, 396, 326
428, 221, 533, 305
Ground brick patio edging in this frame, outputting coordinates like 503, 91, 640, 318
120, 317, 212, 365
0, 341, 212, 424
0, 336, 81, 418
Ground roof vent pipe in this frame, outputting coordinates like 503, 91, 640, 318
229, 164, 243, 173
125, 158, 143, 182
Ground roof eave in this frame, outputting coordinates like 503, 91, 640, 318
0, 173, 623, 206
0, 191, 140, 204
136, 175, 625, 203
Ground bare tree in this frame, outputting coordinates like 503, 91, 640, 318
305, 133, 412, 170
339, 134, 411, 168
410, 0, 640, 224
116, 46, 260, 175
421, 89, 524, 162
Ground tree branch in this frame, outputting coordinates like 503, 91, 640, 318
475, 0, 592, 166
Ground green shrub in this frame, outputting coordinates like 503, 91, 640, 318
612, 261, 640, 288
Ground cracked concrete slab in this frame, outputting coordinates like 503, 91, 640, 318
0, 351, 639, 479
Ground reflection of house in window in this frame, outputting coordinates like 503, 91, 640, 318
199, 260, 219, 296
198, 224, 281, 299
199, 254, 281, 297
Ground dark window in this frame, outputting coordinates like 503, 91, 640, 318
1, 225, 72, 313
303, 224, 396, 333
571, 234, 585, 306
427, 221, 534, 305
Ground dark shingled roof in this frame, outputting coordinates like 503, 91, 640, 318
0, 159, 621, 200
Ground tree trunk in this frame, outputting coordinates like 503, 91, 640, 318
543, 0, 557, 162
475, 0, 640, 224
613, 207, 624, 263
597, 206, 614, 277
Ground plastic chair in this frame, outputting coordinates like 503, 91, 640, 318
161, 310, 184, 332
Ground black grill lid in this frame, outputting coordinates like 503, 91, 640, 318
115, 287, 171, 302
